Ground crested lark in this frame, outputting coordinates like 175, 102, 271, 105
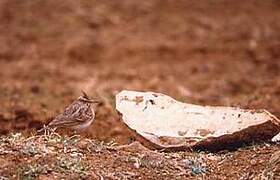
42, 91, 100, 132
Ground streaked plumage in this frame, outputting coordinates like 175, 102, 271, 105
46, 91, 99, 131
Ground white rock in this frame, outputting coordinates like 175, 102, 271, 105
116, 90, 280, 151
272, 132, 280, 142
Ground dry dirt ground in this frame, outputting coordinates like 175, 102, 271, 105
0, 0, 279, 179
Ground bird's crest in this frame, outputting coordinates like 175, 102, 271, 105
79, 90, 100, 104
81, 90, 90, 100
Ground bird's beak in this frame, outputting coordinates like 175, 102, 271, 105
89, 98, 101, 104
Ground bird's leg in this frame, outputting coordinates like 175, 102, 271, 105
50, 127, 57, 132
44, 126, 57, 137
37, 124, 47, 133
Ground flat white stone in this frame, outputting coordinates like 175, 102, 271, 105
116, 90, 280, 151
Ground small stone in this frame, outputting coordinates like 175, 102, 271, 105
250, 159, 257, 165
207, 155, 221, 161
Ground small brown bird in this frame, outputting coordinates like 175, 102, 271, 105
43, 91, 100, 132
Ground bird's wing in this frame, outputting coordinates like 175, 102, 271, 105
71, 105, 93, 122
48, 114, 82, 127
48, 105, 93, 128
63, 101, 81, 116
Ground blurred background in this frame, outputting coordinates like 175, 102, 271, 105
0, 0, 279, 144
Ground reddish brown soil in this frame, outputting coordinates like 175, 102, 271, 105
0, 0, 279, 179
